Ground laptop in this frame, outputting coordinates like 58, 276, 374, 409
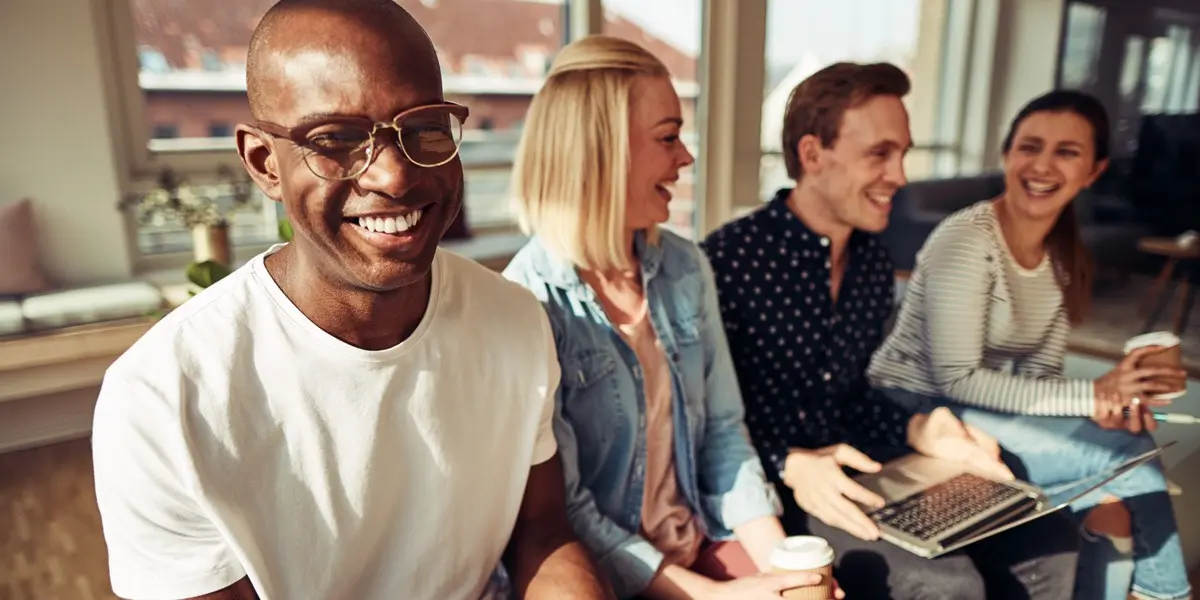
853, 441, 1172, 558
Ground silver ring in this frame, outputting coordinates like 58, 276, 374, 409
1132, 396, 1142, 406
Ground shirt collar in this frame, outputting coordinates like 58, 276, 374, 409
766, 187, 875, 259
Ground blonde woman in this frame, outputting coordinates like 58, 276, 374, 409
503, 36, 841, 600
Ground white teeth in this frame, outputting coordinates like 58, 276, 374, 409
1025, 181, 1059, 194
356, 211, 421, 234
868, 193, 891, 204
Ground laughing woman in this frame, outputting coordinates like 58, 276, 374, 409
501, 35, 842, 600
868, 90, 1190, 600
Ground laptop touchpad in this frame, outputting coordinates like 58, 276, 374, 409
858, 455, 966, 503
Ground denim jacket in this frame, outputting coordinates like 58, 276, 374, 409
503, 230, 780, 598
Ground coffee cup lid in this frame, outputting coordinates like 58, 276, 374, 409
1123, 331, 1181, 354
769, 536, 835, 571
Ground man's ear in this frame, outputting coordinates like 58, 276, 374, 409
796, 134, 824, 177
235, 124, 283, 202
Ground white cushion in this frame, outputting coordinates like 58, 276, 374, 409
21, 282, 162, 330
0, 300, 23, 335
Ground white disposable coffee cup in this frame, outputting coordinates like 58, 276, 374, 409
1122, 331, 1181, 356
770, 536, 836, 600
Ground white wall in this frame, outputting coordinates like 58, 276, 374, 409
0, 0, 133, 286
983, 0, 1067, 167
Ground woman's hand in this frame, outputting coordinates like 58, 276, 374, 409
907, 408, 1014, 482
700, 572, 844, 600
1093, 346, 1186, 431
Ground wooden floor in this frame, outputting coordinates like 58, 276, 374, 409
0, 438, 116, 600
0, 436, 1197, 599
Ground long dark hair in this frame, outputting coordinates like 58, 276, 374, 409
1001, 90, 1109, 325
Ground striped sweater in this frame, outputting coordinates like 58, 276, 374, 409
867, 201, 1095, 416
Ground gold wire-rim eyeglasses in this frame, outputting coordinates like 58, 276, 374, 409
254, 102, 470, 181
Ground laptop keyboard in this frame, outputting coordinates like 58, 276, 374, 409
868, 472, 1025, 541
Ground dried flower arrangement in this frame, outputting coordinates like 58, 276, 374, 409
118, 165, 255, 228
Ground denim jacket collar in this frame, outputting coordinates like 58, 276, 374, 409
522, 229, 664, 292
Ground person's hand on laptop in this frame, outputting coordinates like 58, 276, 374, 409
906, 407, 1015, 482
782, 444, 886, 541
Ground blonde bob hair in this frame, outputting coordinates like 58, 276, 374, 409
511, 34, 669, 273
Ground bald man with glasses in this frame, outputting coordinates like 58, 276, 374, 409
90, 1, 609, 599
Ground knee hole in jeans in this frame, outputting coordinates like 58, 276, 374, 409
1083, 497, 1134, 554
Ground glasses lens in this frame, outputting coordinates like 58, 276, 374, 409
301, 125, 373, 180
398, 107, 464, 167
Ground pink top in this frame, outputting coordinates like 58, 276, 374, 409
614, 302, 703, 568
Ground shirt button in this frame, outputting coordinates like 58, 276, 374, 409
820, 237, 830, 247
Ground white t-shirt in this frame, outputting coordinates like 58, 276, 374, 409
92, 246, 559, 600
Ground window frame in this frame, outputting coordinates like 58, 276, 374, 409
100, 0, 736, 271
98, 0, 601, 272
749, 0, 1004, 210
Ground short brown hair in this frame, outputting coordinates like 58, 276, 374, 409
782, 62, 911, 180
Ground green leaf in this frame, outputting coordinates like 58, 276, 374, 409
186, 260, 233, 289
278, 218, 294, 242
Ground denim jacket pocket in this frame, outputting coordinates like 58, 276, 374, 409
560, 348, 623, 449
562, 348, 617, 389
672, 314, 702, 346
666, 311, 706, 451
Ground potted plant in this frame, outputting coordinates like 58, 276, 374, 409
119, 165, 255, 267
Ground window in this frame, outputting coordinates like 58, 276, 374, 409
138, 46, 170, 73
602, 0, 704, 240
1059, 3, 1107, 90
121, 0, 570, 259
1056, 2, 1200, 157
760, 0, 960, 201
1142, 23, 1196, 114
151, 124, 179, 139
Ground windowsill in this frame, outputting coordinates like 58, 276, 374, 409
139, 230, 530, 306
441, 230, 530, 267
0, 231, 528, 403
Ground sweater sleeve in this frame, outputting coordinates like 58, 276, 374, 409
918, 225, 1095, 416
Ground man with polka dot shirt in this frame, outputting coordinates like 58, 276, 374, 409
702, 62, 1082, 599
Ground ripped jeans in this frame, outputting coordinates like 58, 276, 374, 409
879, 389, 1191, 600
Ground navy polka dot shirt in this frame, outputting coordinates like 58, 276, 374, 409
701, 189, 913, 480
